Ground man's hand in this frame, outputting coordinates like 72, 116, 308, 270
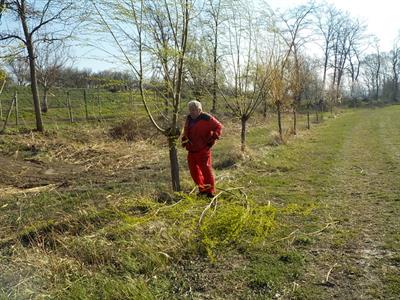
207, 139, 215, 148
181, 137, 191, 147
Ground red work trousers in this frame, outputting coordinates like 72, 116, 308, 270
187, 148, 215, 194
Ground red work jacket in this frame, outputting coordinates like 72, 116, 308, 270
182, 113, 222, 153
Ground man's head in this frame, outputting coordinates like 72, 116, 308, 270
188, 100, 202, 119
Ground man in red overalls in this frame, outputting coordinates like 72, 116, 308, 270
181, 100, 222, 198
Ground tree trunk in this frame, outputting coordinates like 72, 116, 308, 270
41, 87, 48, 113
27, 44, 44, 131
263, 98, 267, 118
240, 116, 247, 152
293, 108, 297, 135
0, 79, 5, 120
168, 137, 181, 192
211, 21, 218, 113
307, 110, 310, 129
15, 91, 19, 126
21, 1, 43, 132
315, 109, 319, 123
277, 102, 283, 141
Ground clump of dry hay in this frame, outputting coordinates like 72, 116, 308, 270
267, 131, 286, 146
109, 118, 161, 142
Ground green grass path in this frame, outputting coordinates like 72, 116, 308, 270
1, 106, 399, 299
285, 106, 400, 299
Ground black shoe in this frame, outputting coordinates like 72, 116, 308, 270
197, 191, 214, 198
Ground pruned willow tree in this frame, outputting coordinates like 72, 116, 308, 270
301, 58, 324, 128
279, 2, 314, 135
92, 0, 192, 191
218, 1, 268, 152
263, 24, 296, 142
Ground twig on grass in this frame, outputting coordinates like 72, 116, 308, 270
306, 221, 338, 236
197, 187, 245, 228
198, 192, 222, 227
354, 165, 364, 174
272, 221, 338, 245
324, 262, 338, 284
272, 229, 300, 244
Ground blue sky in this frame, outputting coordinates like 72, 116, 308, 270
74, 0, 400, 72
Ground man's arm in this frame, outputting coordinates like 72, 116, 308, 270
211, 117, 222, 139
207, 117, 222, 148
181, 116, 191, 147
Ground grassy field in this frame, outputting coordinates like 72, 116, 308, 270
0, 102, 399, 299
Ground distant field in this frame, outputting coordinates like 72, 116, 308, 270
0, 86, 231, 130
1, 104, 399, 299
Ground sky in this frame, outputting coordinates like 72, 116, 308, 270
75, 0, 400, 72
268, 0, 400, 51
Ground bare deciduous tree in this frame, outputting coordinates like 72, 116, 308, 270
219, 1, 267, 152
93, 0, 192, 191
0, 0, 79, 131
279, 2, 314, 135
36, 41, 70, 112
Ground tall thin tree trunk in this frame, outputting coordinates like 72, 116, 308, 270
21, 1, 43, 132
212, 21, 218, 113
15, 91, 19, 126
277, 102, 283, 141
41, 87, 48, 113
0, 79, 5, 120
168, 137, 180, 192
240, 116, 247, 152
263, 98, 267, 118
27, 45, 43, 131
307, 110, 310, 129
293, 108, 297, 135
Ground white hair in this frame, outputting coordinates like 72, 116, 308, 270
188, 100, 202, 111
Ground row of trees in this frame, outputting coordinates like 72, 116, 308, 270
1, 0, 400, 191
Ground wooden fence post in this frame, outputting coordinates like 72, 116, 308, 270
1, 95, 16, 133
0, 79, 6, 120
67, 91, 74, 123
97, 92, 102, 121
14, 91, 19, 126
84, 89, 89, 121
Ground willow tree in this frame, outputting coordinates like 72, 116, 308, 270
260, 27, 295, 142
217, 1, 268, 152
92, 0, 191, 191
279, 3, 314, 135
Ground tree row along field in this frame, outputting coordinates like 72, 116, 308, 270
0, 105, 399, 299
0, 86, 316, 133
